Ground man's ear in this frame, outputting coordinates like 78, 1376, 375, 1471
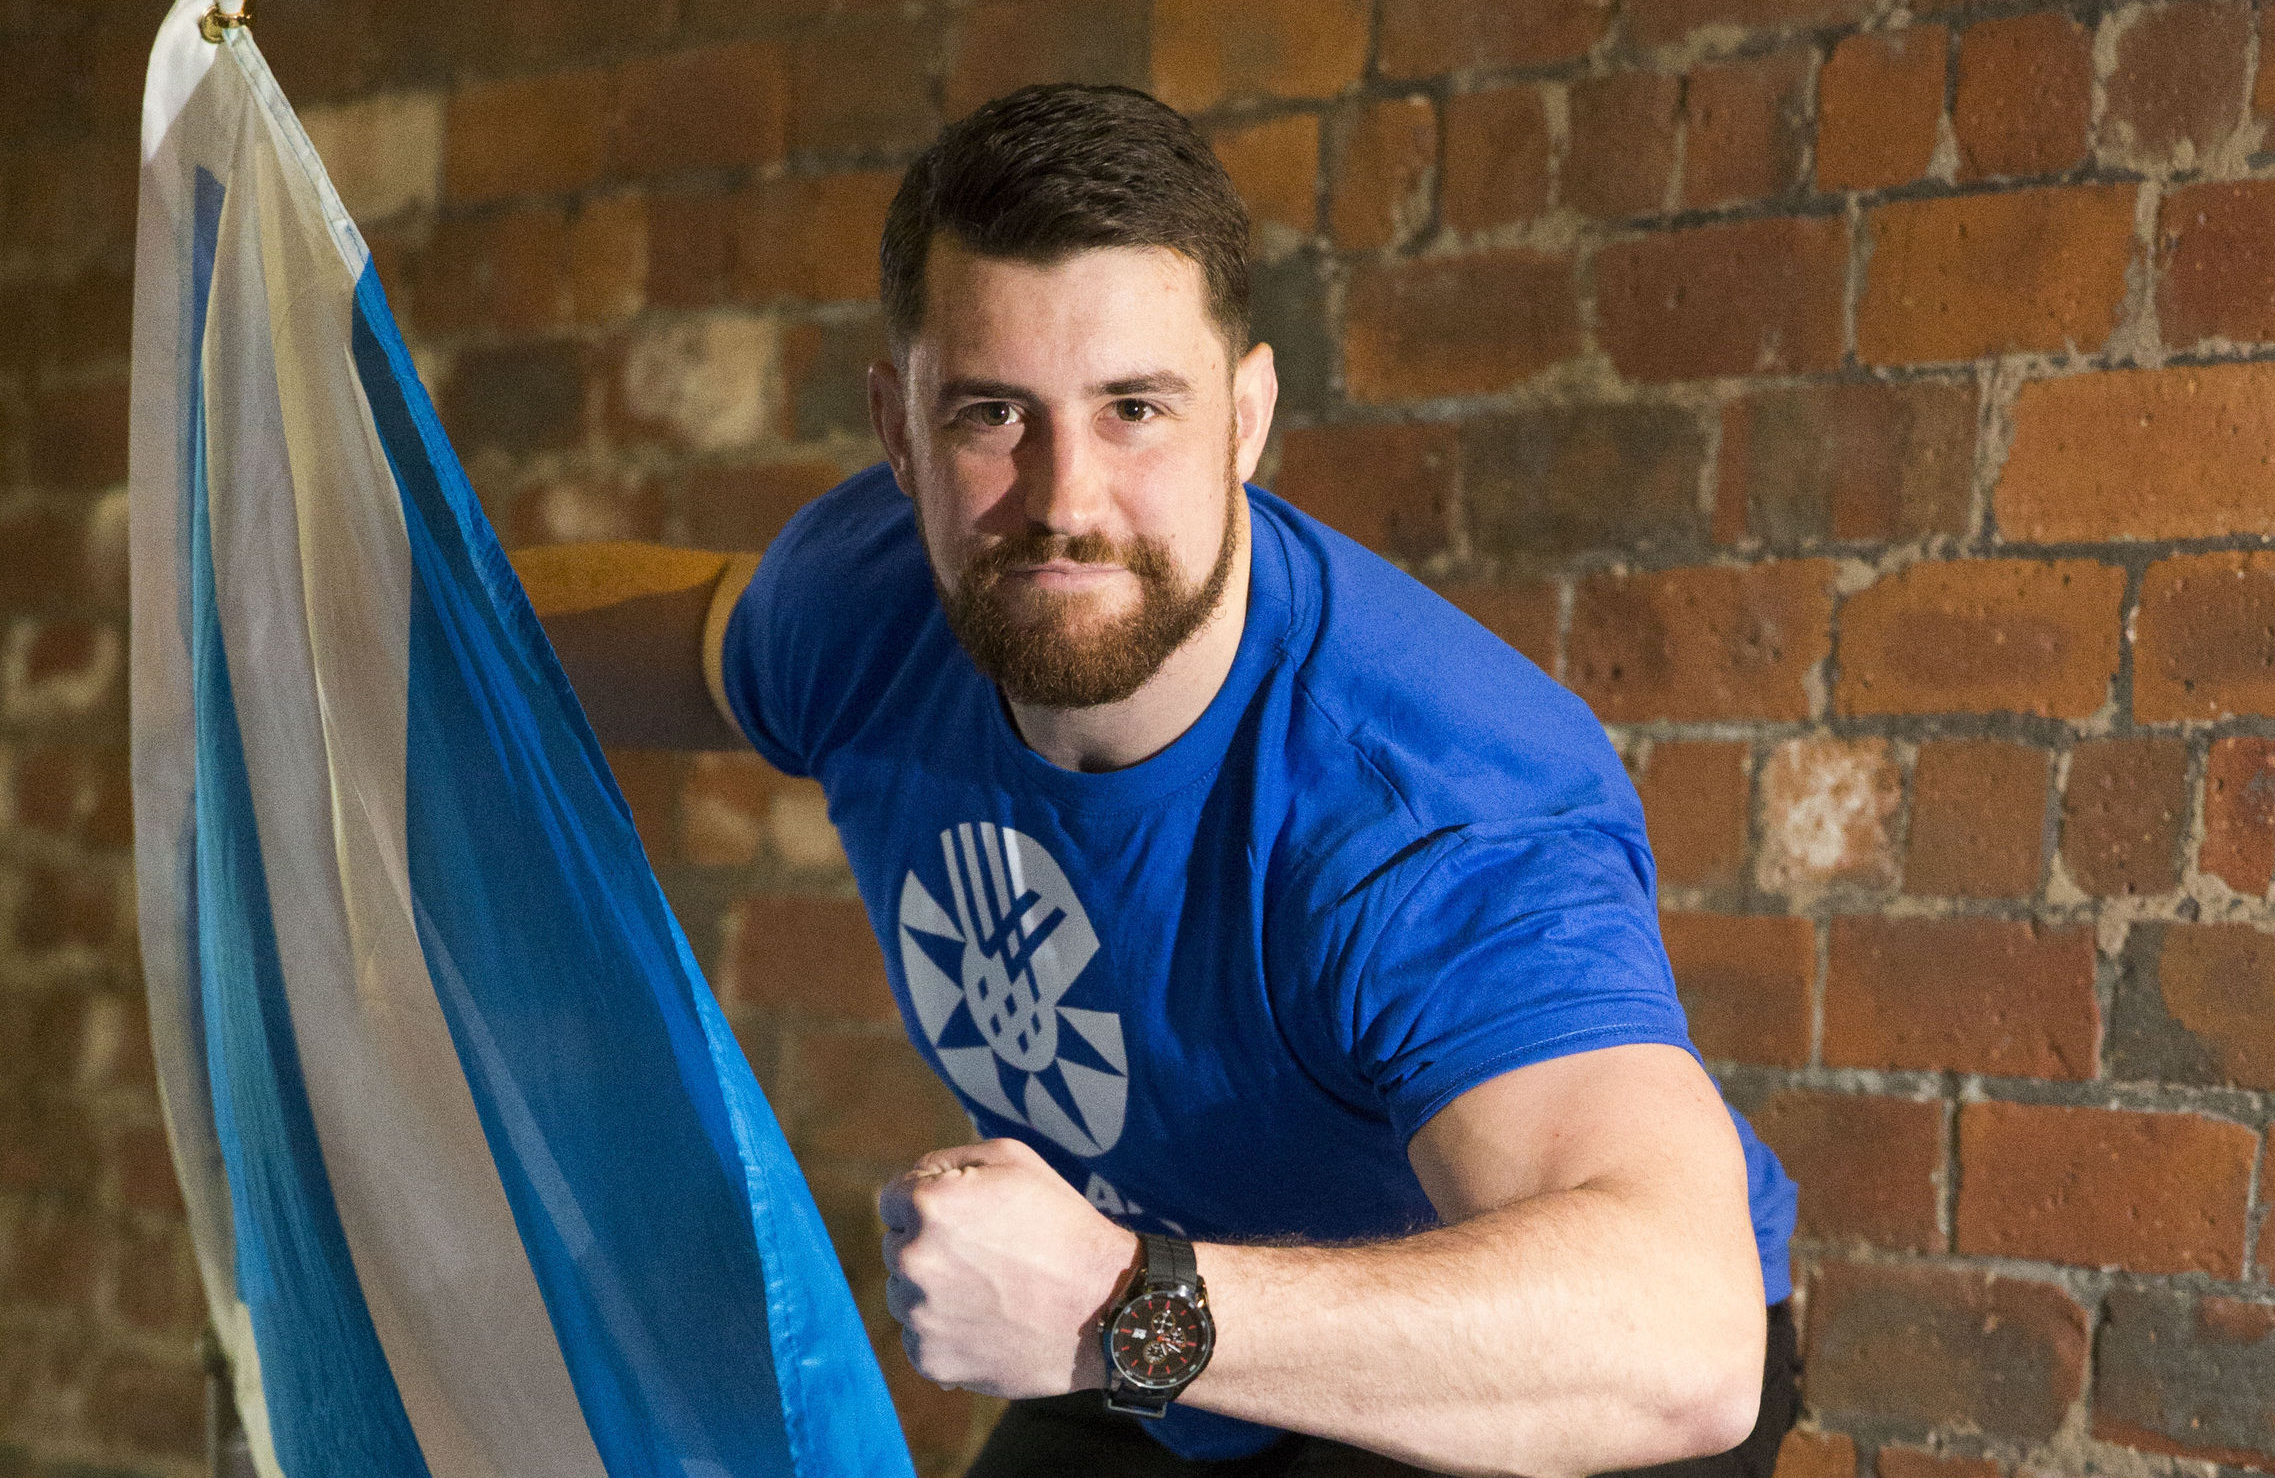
868, 357, 913, 492
1232, 340, 1279, 485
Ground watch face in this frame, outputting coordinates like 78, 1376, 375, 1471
1108, 1290, 1209, 1388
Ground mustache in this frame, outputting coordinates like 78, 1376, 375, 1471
961, 530, 1170, 583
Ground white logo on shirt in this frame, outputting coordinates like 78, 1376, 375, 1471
897, 823, 1127, 1157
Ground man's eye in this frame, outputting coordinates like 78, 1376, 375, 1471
960, 402, 1019, 428
1113, 399, 1157, 423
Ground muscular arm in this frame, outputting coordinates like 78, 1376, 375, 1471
508, 541, 751, 750
883, 1043, 1765, 1478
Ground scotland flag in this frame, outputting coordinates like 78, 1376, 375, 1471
126, 4, 913, 1474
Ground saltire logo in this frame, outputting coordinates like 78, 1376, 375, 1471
898, 824, 1127, 1157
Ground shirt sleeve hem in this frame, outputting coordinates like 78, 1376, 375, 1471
702, 551, 765, 742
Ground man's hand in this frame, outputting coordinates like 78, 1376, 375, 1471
879, 1138, 1140, 1398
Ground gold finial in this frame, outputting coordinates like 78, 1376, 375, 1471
198, 0, 253, 42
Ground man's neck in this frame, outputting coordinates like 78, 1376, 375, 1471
1005, 508, 1253, 774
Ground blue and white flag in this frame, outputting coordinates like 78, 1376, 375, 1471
127, 5, 913, 1473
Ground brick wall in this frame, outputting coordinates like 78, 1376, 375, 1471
6, 0, 2275, 1474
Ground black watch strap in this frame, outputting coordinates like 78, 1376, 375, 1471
1102, 1234, 1212, 1418
1144, 1233, 1196, 1290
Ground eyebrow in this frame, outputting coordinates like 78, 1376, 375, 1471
934, 370, 1199, 406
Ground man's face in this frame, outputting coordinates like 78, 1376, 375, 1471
870, 238, 1275, 709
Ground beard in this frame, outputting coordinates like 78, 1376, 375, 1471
933, 461, 1243, 710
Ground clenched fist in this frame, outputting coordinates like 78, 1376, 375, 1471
879, 1138, 1141, 1397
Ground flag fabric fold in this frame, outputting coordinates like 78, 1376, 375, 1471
127, 5, 914, 1473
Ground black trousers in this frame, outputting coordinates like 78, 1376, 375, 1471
967, 1301, 1799, 1478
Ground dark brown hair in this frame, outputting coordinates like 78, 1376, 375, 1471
880, 84, 1252, 359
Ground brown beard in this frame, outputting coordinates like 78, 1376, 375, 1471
934, 467, 1242, 710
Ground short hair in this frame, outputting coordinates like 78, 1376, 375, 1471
880, 84, 1253, 361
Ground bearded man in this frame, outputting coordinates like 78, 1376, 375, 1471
519, 84, 1800, 1478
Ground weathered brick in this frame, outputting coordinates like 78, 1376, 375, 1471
1344, 250, 1580, 403
1273, 422, 1454, 560
1877, 1449, 1999, 1478
1816, 28, 1946, 192
13, 744, 134, 850
444, 70, 611, 205
1461, 403, 1707, 565
438, 0, 673, 79
1378, 0, 1611, 77
1957, 1100, 2253, 1275
2094, 1285, 2275, 1468
2101, 0, 2252, 171
2158, 182, 2275, 351
788, 14, 936, 156
736, 172, 900, 305
300, 91, 444, 223
28, 375, 129, 490
1998, 365, 2275, 542
643, 191, 740, 310
86, 1353, 203, 1459
110, 1219, 204, 1340
1751, 1090, 1945, 1251
1595, 215, 1847, 382
2059, 738, 2187, 898
1329, 97, 1437, 251
1442, 87, 1551, 234
1440, 582, 1560, 673
1212, 114, 1321, 245
783, 1029, 969, 1164
721, 893, 895, 1025
1953, 12, 2092, 181
1775, 1430, 1858, 1478
615, 313, 779, 455
1858, 186, 2138, 364
1836, 559, 2123, 718
943, 0, 1152, 119
1906, 741, 2047, 898
0, 503, 88, 611
1629, 741, 1750, 891
2201, 737, 2275, 899
1567, 72, 1681, 221
1626, 0, 1872, 47
1681, 51, 1811, 211
569, 194, 647, 326
1757, 737, 1901, 899
407, 208, 570, 338
2137, 552, 2275, 722
1660, 912, 1815, 1067
2113, 922, 2275, 1090
610, 42, 788, 180
508, 480, 668, 551
2, 618, 124, 726
1252, 250, 1336, 415
0, 1087, 98, 1195
1804, 1261, 2088, 1442
440, 340, 586, 456
1824, 917, 2099, 1078
683, 750, 848, 872
783, 315, 888, 443
0, 1198, 100, 1312
1719, 381, 1975, 547
1150, 0, 1370, 112
1570, 561, 1834, 723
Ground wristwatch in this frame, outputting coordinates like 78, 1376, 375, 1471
1100, 1234, 1215, 1417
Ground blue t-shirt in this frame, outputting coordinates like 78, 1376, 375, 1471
717, 464, 1799, 1460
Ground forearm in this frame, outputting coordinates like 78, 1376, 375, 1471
1179, 1181, 1765, 1478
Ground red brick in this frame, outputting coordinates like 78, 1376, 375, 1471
682, 751, 786, 868
1344, 250, 1580, 403
1442, 87, 1551, 234
1378, 0, 1611, 76
1212, 114, 1322, 242
1751, 1090, 1944, 1251
2202, 737, 2275, 899
782, 1029, 970, 1163
438, 341, 586, 457
788, 14, 936, 155
2135, 552, 2275, 722
1718, 381, 1975, 547
1681, 51, 1811, 210
1836, 559, 2123, 718
567, 195, 646, 327
1626, 0, 1872, 47
86, 1353, 204, 1459
1858, 186, 2138, 365
643, 191, 740, 310
1660, 912, 1815, 1067
2094, 1285, 2275, 1469
1816, 28, 1947, 192
722, 893, 896, 1024
444, 70, 611, 204
1957, 1100, 2254, 1276
2158, 183, 2275, 351
1595, 215, 1847, 382
0, 1198, 101, 1312
735, 172, 900, 305
114, 1122, 187, 1217
2261, 7, 2275, 119
12, 744, 133, 850
1998, 365, 2275, 543
0, 1087, 97, 1195
507, 479, 669, 551
1570, 561, 1835, 723
14, 863, 116, 952
1775, 1430, 1858, 1478
1441, 582, 1560, 673
1757, 737, 1902, 898
1804, 1261, 2087, 1442
109, 1220, 203, 1339
1461, 403, 1708, 563
1330, 98, 1437, 251
1954, 12, 2092, 180
1877, 1449, 2000, 1478
1906, 741, 2048, 898
2059, 738, 2187, 898
1630, 742, 1750, 891
1273, 422, 1453, 560
943, 0, 1151, 119
1149, 0, 1370, 111
1564, 72, 1681, 221
610, 41, 787, 180
784, 316, 887, 442
406, 208, 571, 338
682, 460, 847, 553
1824, 917, 2099, 1078
2103, 0, 2252, 170
2128, 922, 2275, 1090
436, 0, 674, 79
28, 375, 128, 490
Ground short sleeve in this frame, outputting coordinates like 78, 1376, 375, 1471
1338, 824, 1697, 1146
712, 546, 809, 776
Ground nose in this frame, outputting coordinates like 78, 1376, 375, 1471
1015, 414, 1109, 537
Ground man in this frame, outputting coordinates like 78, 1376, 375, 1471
518, 85, 1799, 1478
